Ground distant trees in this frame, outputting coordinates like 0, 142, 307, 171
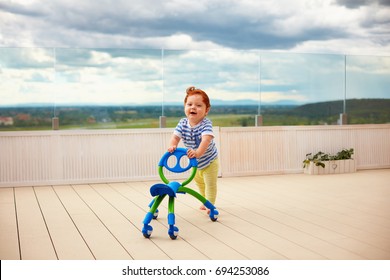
0, 99, 389, 130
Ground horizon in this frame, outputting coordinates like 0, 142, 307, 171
1, 97, 388, 109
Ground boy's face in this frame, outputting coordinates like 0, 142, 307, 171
185, 94, 210, 126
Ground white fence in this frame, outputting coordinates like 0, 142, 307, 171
1, 124, 389, 187
219, 124, 390, 176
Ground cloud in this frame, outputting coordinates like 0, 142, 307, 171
0, 0, 389, 55
337, 0, 390, 9
0, 1, 45, 17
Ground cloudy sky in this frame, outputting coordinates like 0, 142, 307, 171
1, 0, 390, 54
0, 0, 389, 106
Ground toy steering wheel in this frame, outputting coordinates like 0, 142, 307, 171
158, 147, 198, 187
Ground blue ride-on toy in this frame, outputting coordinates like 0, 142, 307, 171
142, 147, 219, 240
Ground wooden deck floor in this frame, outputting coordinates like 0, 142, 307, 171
1, 169, 390, 260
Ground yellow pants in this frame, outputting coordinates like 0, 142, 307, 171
194, 158, 219, 205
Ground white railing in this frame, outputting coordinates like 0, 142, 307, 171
219, 124, 390, 176
1, 124, 389, 187
1, 129, 173, 187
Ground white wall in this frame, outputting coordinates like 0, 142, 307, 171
1, 124, 389, 187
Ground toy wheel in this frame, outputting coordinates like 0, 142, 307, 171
209, 209, 219, 222
168, 226, 179, 240
142, 225, 153, 238
153, 210, 159, 219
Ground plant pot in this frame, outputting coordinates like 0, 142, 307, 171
304, 159, 356, 175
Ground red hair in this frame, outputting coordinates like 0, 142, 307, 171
184, 86, 211, 108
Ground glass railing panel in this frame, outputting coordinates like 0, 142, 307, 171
1, 48, 389, 130
0, 47, 55, 130
54, 48, 162, 129
346, 55, 390, 124
259, 52, 345, 125
163, 49, 260, 127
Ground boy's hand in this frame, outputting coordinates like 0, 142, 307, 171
168, 145, 177, 153
187, 149, 197, 158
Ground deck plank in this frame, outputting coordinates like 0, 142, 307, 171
34, 186, 95, 260
0, 188, 20, 260
14, 187, 57, 260
53, 185, 132, 260
90, 183, 171, 260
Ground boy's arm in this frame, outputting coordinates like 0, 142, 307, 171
168, 134, 181, 153
187, 135, 213, 159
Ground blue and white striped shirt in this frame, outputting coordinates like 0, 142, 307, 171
174, 118, 218, 169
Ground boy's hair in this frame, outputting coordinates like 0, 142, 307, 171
184, 86, 211, 109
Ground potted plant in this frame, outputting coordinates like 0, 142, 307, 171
303, 148, 356, 175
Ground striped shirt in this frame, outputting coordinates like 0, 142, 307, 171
174, 118, 218, 169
